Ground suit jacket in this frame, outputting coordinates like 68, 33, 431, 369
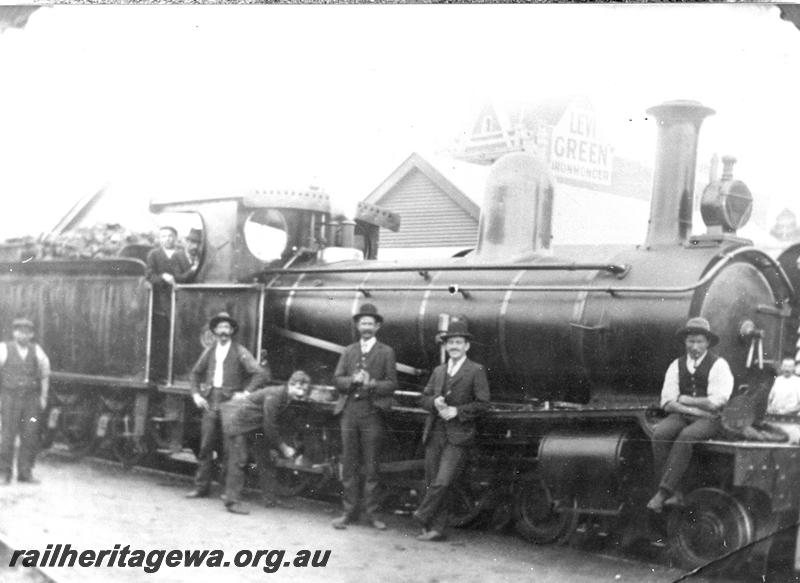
333, 340, 398, 416
222, 384, 298, 450
421, 358, 490, 446
190, 341, 270, 400
146, 247, 195, 315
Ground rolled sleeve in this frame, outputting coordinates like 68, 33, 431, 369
707, 358, 734, 408
660, 359, 680, 408
35, 345, 51, 378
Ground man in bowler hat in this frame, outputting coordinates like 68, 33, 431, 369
186, 312, 270, 499
332, 303, 398, 530
413, 316, 490, 541
647, 317, 734, 512
0, 317, 51, 484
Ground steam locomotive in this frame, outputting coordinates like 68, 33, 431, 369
1, 99, 800, 575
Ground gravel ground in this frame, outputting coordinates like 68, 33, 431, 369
0, 454, 717, 583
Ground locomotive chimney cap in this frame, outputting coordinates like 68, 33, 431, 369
646, 100, 715, 124
353, 303, 383, 324
675, 317, 719, 347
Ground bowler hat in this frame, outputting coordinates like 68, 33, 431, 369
352, 303, 383, 324
11, 317, 34, 330
675, 317, 719, 347
209, 311, 238, 333
441, 316, 472, 340
186, 229, 203, 243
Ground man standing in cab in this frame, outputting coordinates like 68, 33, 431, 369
647, 317, 734, 512
332, 303, 398, 531
0, 317, 51, 484
222, 370, 311, 514
413, 316, 490, 541
186, 312, 270, 499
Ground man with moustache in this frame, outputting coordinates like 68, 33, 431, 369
331, 303, 398, 531
0, 317, 51, 484
413, 316, 490, 541
646, 317, 734, 513
185, 312, 270, 499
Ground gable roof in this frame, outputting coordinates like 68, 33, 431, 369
365, 152, 483, 221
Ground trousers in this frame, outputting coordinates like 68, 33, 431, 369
651, 412, 722, 493
339, 405, 384, 519
415, 425, 468, 533
0, 390, 41, 480
224, 432, 279, 504
194, 408, 224, 491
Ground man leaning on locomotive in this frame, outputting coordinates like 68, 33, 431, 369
647, 317, 734, 513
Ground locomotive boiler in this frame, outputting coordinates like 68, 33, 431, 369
0, 99, 799, 575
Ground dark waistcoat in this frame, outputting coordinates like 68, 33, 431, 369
678, 353, 718, 398
1, 343, 40, 393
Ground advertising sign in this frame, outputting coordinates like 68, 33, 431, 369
550, 103, 614, 186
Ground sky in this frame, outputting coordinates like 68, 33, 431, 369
0, 4, 798, 238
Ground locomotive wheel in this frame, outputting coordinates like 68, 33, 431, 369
667, 488, 755, 571
59, 410, 97, 457
274, 464, 326, 498
513, 474, 579, 544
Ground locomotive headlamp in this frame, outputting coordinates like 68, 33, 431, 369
700, 156, 753, 234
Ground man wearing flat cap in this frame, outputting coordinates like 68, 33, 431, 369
331, 303, 398, 531
413, 316, 490, 541
0, 317, 51, 484
647, 317, 734, 513
186, 311, 271, 500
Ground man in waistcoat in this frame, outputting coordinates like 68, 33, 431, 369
0, 317, 51, 484
185, 312, 270, 499
413, 316, 490, 541
221, 370, 311, 514
331, 303, 398, 531
646, 317, 734, 513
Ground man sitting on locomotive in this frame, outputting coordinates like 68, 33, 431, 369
647, 317, 734, 513
220, 370, 311, 515
767, 357, 800, 416
413, 316, 490, 541
185, 312, 271, 500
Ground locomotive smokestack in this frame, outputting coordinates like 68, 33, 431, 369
645, 100, 715, 247
476, 153, 554, 261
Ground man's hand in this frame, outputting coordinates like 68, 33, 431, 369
434, 396, 447, 412
279, 443, 297, 459
192, 393, 209, 411
162, 273, 176, 285
439, 406, 458, 421
232, 391, 247, 401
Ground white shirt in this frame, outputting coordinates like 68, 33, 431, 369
660, 353, 734, 409
0, 342, 50, 377
213, 342, 232, 388
767, 375, 800, 415
447, 356, 466, 377
360, 337, 376, 355
163, 248, 176, 259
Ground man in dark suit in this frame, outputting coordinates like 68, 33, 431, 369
146, 226, 200, 380
331, 303, 398, 531
413, 316, 490, 541
221, 370, 310, 514
185, 312, 271, 499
